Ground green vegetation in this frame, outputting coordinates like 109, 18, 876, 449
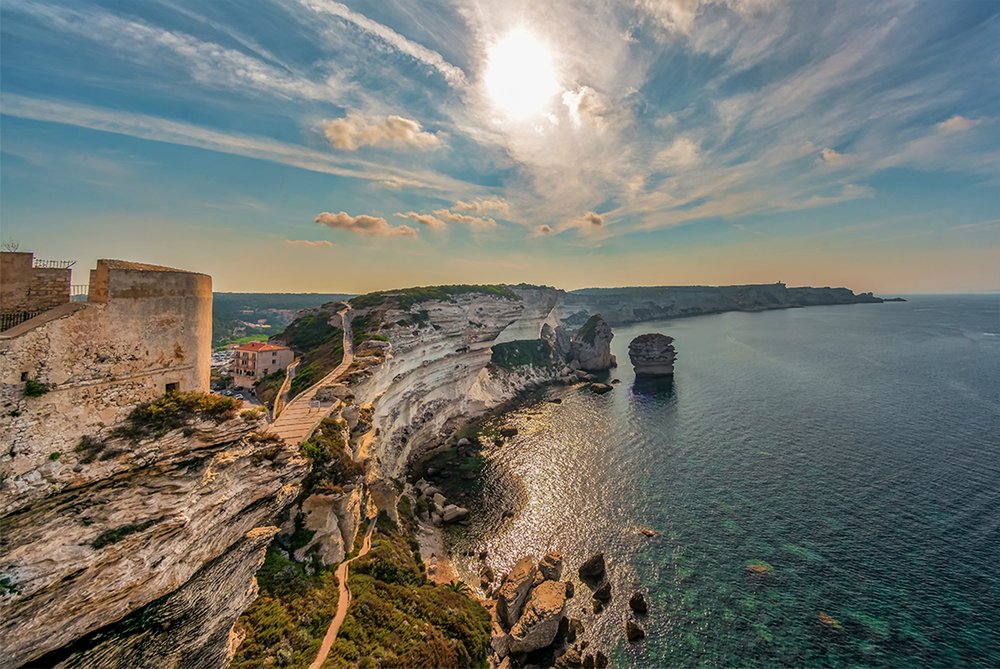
111, 391, 238, 440
575, 313, 604, 345
350, 284, 520, 311
220, 333, 270, 347
254, 369, 286, 408
23, 379, 50, 397
212, 292, 353, 346
350, 313, 388, 346
277, 310, 345, 399
300, 418, 364, 492
48, 451, 61, 461
230, 546, 341, 669
325, 513, 492, 668
91, 519, 158, 550
490, 339, 555, 369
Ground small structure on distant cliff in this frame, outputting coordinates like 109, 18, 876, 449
628, 334, 676, 376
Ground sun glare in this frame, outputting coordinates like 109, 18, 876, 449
484, 27, 560, 120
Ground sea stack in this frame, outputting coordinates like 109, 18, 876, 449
628, 333, 676, 376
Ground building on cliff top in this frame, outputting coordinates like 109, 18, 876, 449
0, 251, 212, 460
231, 340, 293, 388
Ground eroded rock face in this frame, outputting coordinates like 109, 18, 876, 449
0, 423, 308, 668
291, 485, 363, 566
566, 315, 616, 372
628, 333, 676, 376
508, 580, 568, 653
538, 551, 564, 581
496, 556, 538, 629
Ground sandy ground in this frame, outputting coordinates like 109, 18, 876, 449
415, 517, 458, 585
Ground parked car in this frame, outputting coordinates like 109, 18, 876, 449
234, 394, 244, 400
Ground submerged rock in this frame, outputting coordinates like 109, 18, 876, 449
629, 592, 649, 615
441, 504, 469, 523
628, 333, 676, 376
592, 581, 612, 603
625, 620, 646, 642
579, 553, 606, 581
538, 551, 564, 581
589, 383, 613, 394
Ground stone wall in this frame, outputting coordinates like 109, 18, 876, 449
0, 260, 212, 513
0, 252, 71, 317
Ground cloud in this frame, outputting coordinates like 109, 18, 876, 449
396, 211, 447, 230
1, 95, 473, 193
322, 113, 441, 151
562, 86, 615, 128
453, 197, 510, 215
433, 209, 498, 229
937, 115, 987, 134
655, 137, 701, 168
534, 224, 554, 236
572, 211, 607, 228
285, 239, 334, 248
296, 0, 466, 86
316, 211, 417, 237
817, 147, 853, 167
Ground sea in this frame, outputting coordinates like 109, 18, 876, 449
443, 295, 1000, 667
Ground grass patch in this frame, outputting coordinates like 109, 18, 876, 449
350, 284, 520, 311
276, 311, 344, 399
253, 370, 286, 408
230, 546, 340, 669
220, 333, 270, 347
23, 379, 50, 397
325, 514, 491, 668
111, 391, 238, 441
490, 339, 555, 369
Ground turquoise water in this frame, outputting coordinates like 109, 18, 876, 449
445, 296, 1000, 667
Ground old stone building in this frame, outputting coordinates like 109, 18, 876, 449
0, 254, 212, 503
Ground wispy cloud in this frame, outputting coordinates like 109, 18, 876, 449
433, 208, 498, 229
316, 211, 417, 237
285, 239, 334, 247
396, 211, 447, 230
296, 0, 467, 86
322, 113, 441, 151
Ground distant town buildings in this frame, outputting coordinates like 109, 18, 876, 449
231, 341, 294, 388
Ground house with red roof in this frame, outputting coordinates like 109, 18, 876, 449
231, 340, 293, 388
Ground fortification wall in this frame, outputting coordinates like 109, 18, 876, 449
0, 261, 212, 507
0, 252, 71, 315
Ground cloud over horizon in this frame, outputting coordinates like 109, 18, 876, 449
322, 114, 441, 151
316, 211, 418, 237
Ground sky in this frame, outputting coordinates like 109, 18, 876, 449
1, 0, 999, 294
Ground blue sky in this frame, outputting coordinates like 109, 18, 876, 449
1, 0, 998, 292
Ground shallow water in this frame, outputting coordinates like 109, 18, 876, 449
445, 296, 1000, 667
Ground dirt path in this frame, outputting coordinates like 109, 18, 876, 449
267, 308, 353, 445
308, 521, 377, 669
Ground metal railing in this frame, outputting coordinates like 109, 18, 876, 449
32, 259, 76, 269
1, 310, 43, 333
70, 285, 90, 302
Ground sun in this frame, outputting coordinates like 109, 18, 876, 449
484, 27, 560, 120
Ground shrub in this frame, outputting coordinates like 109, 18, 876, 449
48, 451, 61, 461
490, 339, 555, 369
112, 391, 238, 440
23, 379, 50, 397
300, 418, 364, 489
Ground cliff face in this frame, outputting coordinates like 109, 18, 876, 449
561, 283, 882, 325
345, 286, 566, 479
0, 415, 308, 668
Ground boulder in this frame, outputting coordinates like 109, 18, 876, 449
431, 512, 442, 527
564, 581, 575, 599
589, 383, 613, 394
592, 581, 612, 603
496, 556, 538, 628
595, 651, 609, 668
441, 504, 469, 523
578, 553, 606, 581
538, 551, 564, 581
432, 492, 446, 509
625, 620, 645, 642
508, 580, 568, 653
500, 427, 519, 438
629, 592, 649, 615
457, 437, 471, 447
628, 333, 676, 377
592, 600, 604, 614
565, 617, 584, 643
556, 648, 584, 668
569, 315, 617, 371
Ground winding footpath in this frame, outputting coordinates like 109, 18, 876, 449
267, 307, 353, 445
308, 521, 377, 669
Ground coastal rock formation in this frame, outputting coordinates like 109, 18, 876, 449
629, 592, 649, 615
508, 580, 568, 653
538, 551, 564, 581
290, 485, 363, 566
567, 315, 616, 371
0, 418, 308, 668
579, 553, 606, 581
628, 333, 677, 376
625, 620, 646, 642
496, 556, 538, 629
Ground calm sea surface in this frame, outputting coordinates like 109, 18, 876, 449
445, 296, 1000, 667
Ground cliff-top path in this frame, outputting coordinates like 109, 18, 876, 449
267, 307, 353, 446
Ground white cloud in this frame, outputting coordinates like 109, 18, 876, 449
396, 211, 447, 230
937, 115, 987, 134
568, 211, 608, 228
817, 147, 852, 167
316, 211, 417, 237
285, 239, 334, 248
656, 137, 701, 168
453, 197, 510, 215
322, 113, 441, 151
433, 209, 498, 229
296, 0, 466, 86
